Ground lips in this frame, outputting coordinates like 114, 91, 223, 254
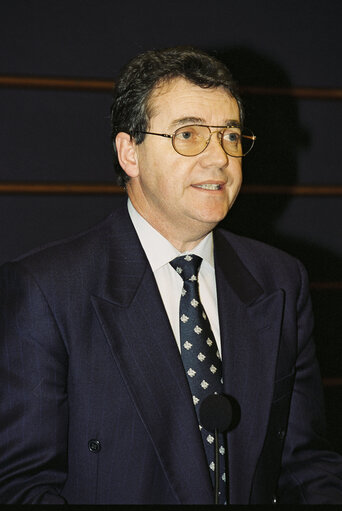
192, 183, 223, 190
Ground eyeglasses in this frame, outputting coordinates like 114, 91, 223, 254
137, 124, 256, 157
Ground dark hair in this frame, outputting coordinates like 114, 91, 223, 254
110, 46, 243, 186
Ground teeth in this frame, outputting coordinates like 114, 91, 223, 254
196, 184, 221, 190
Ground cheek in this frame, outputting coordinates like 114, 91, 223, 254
229, 162, 242, 184
138, 144, 196, 197
158, 159, 193, 194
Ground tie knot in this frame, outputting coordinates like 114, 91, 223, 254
169, 254, 203, 282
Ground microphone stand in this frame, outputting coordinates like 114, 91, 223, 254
214, 427, 219, 505
200, 394, 235, 505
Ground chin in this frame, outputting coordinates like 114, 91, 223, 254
194, 212, 228, 229
198, 206, 229, 224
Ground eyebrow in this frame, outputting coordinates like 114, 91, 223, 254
168, 117, 241, 130
226, 120, 241, 128
168, 117, 205, 129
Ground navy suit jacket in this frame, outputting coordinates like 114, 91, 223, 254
1, 199, 342, 504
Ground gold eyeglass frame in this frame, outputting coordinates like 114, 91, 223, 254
137, 124, 256, 157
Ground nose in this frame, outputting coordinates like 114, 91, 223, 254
200, 130, 229, 167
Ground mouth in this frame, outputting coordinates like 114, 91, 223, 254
192, 183, 223, 191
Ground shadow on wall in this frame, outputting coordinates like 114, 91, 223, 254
211, 46, 341, 283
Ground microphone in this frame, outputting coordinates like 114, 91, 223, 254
199, 393, 233, 433
199, 394, 234, 505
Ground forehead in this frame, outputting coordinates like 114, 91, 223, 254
147, 77, 239, 127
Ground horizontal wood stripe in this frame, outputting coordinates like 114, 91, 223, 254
0, 182, 125, 194
323, 378, 342, 387
0, 75, 341, 99
310, 282, 342, 291
0, 76, 113, 92
242, 185, 342, 196
241, 85, 342, 100
1, 183, 342, 196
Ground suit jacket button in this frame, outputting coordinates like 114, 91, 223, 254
277, 429, 285, 440
88, 439, 101, 453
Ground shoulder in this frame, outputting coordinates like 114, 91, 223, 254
215, 228, 308, 290
217, 228, 297, 262
12, 199, 128, 265
16, 211, 116, 263
0, 199, 131, 291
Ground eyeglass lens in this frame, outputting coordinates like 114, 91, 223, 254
173, 125, 254, 157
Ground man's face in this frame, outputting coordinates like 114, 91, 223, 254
126, 77, 243, 250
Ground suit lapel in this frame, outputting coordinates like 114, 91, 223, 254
91, 202, 214, 504
214, 230, 284, 503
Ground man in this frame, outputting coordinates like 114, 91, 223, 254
1, 47, 342, 504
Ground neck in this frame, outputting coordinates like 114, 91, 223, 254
127, 196, 214, 252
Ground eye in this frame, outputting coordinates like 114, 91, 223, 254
223, 130, 240, 144
175, 126, 197, 141
179, 131, 192, 140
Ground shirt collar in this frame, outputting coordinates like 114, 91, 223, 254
127, 199, 214, 272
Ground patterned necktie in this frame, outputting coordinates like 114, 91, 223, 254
170, 254, 227, 504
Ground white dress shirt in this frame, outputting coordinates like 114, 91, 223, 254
127, 199, 222, 356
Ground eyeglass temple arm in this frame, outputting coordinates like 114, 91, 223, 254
139, 131, 172, 139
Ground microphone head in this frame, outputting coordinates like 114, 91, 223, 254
199, 394, 233, 433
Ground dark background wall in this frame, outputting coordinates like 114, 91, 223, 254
1, 1, 341, 450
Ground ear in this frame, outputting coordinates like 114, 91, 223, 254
115, 132, 139, 178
